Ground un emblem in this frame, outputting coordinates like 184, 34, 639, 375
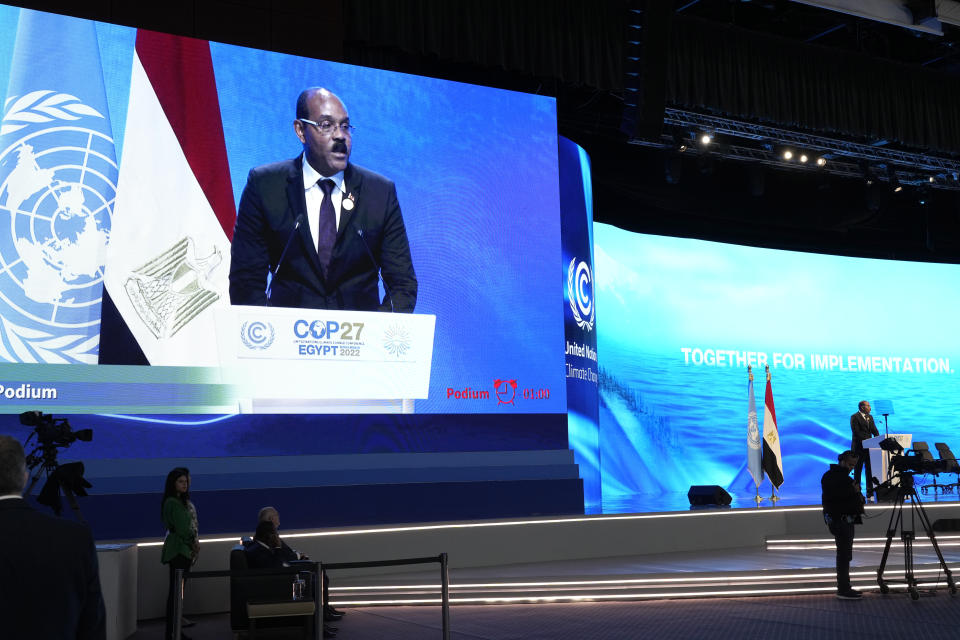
567, 257, 595, 332
0, 91, 116, 363
748, 413, 761, 451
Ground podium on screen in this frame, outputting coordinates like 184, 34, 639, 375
214, 305, 436, 413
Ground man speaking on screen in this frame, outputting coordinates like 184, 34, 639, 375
229, 87, 417, 312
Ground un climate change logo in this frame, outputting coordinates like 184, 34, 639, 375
0, 91, 115, 363
240, 321, 275, 350
567, 257, 594, 332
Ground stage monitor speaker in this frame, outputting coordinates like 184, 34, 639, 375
687, 485, 732, 506
933, 518, 960, 532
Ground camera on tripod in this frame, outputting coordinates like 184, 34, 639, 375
20, 411, 93, 518
875, 445, 958, 598
889, 450, 948, 476
20, 410, 92, 453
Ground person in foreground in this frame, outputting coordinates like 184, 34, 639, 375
229, 87, 417, 312
161, 467, 199, 640
0, 434, 106, 639
821, 449, 866, 599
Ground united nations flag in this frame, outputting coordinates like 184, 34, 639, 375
0, 10, 117, 363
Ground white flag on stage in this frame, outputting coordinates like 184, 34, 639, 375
747, 366, 763, 488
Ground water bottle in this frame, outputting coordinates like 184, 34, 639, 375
292, 574, 305, 600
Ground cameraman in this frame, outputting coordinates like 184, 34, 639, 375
821, 450, 866, 600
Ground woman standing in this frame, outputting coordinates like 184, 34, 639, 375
161, 467, 198, 640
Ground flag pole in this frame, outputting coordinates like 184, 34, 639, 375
766, 365, 780, 503
748, 366, 764, 505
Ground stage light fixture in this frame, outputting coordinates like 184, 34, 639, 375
782, 150, 793, 160
887, 164, 902, 192
929, 176, 935, 183
816, 157, 827, 167
859, 159, 875, 185
699, 133, 712, 145
671, 132, 688, 153
799, 154, 808, 163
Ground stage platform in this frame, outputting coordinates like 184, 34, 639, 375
130, 494, 960, 619
326, 494, 960, 605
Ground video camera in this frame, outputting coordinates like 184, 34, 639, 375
19, 411, 93, 517
20, 411, 92, 450
889, 450, 948, 475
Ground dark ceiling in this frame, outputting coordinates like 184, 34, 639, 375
9, 0, 960, 262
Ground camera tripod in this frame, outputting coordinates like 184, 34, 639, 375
876, 473, 956, 599
24, 444, 87, 523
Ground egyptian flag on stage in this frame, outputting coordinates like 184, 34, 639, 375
762, 366, 784, 488
100, 31, 235, 366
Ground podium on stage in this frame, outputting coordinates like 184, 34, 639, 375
863, 433, 913, 485
214, 305, 436, 413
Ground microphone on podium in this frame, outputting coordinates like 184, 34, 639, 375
265, 214, 305, 305
356, 228, 394, 312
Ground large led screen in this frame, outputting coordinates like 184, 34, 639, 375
0, 6, 566, 418
595, 223, 960, 501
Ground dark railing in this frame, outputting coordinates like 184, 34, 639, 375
326, 554, 450, 638
173, 552, 450, 640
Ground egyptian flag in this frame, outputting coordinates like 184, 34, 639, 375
100, 31, 235, 366
762, 368, 784, 488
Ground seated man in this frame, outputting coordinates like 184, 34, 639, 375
245, 520, 338, 638
244, 521, 285, 569
257, 507, 344, 622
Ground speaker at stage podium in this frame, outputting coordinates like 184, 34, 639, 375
214, 306, 436, 414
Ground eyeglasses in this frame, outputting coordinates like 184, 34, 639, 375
299, 118, 355, 137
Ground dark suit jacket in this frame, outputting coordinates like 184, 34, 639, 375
229, 157, 417, 312
850, 412, 879, 450
243, 539, 302, 567
821, 465, 865, 520
244, 540, 285, 569
0, 498, 106, 640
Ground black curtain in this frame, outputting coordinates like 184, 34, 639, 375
666, 16, 960, 153
344, 0, 626, 90
345, 1, 960, 153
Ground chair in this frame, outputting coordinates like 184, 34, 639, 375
229, 544, 316, 639
913, 442, 943, 495
935, 443, 960, 494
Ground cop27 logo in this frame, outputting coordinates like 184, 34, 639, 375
0, 91, 116, 363
567, 257, 595, 332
